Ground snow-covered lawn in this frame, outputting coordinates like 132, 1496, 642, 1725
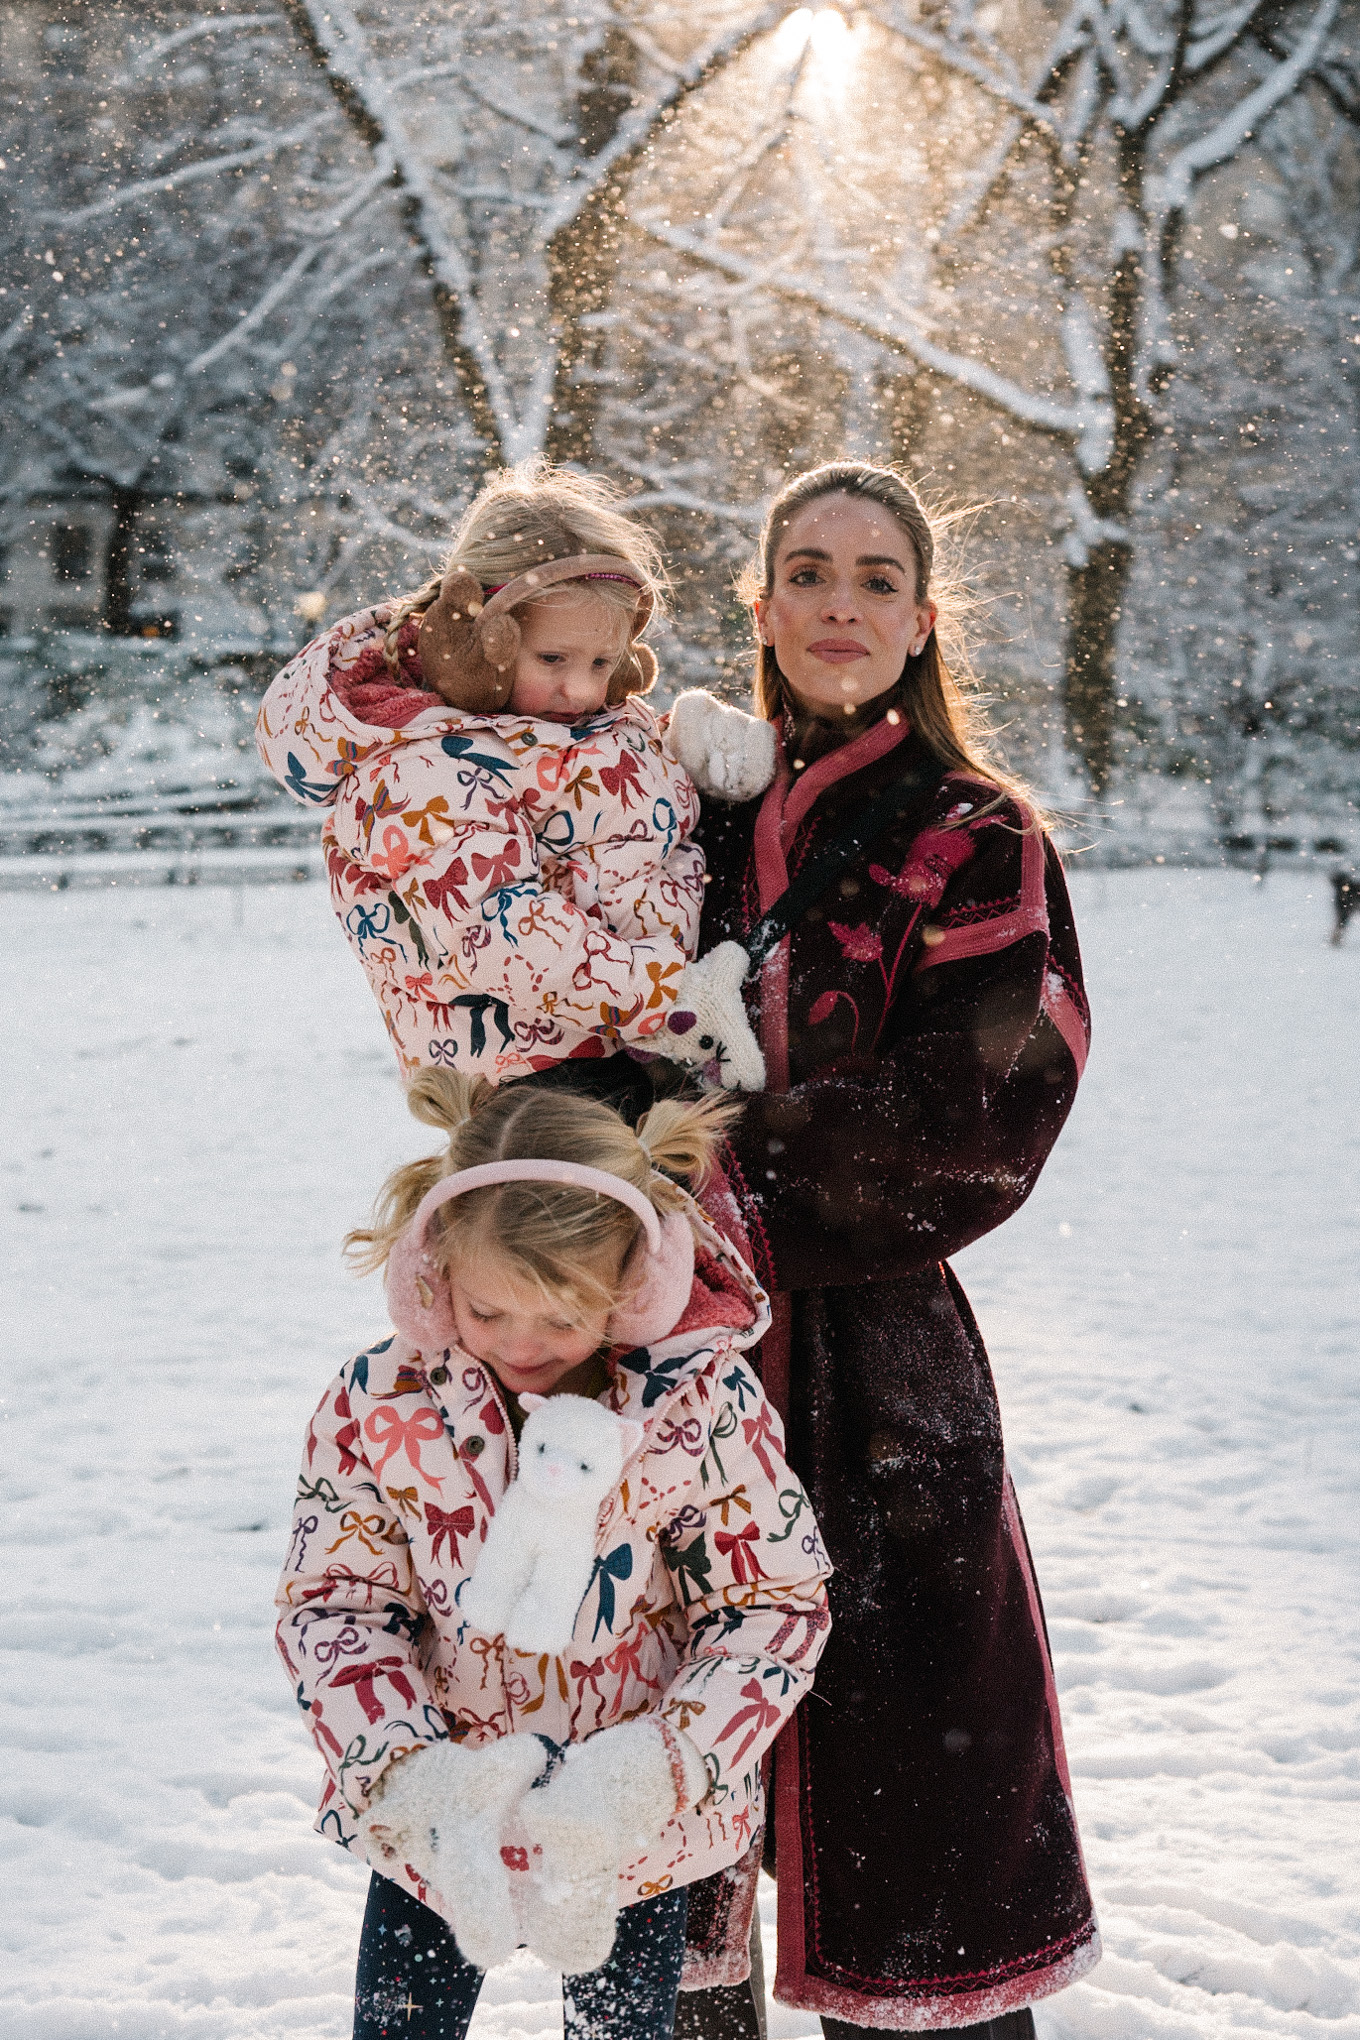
3, 868, 1357, 2040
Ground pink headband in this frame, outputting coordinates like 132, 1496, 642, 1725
407, 1159, 662, 1253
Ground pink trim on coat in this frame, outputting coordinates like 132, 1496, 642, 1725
776, 711, 911, 853
770, 1924, 1101, 2030
913, 822, 1048, 972
1041, 971, 1091, 1080
752, 717, 913, 1095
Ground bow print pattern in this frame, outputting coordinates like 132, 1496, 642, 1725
255, 604, 706, 1084
274, 1206, 830, 1925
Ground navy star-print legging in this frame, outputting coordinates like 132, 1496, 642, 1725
353, 1871, 689, 2040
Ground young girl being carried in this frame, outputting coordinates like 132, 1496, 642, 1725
277, 1073, 830, 2039
256, 463, 762, 1096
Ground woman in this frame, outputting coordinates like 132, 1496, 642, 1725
669, 463, 1098, 2037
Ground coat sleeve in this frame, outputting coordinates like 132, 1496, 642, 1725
655, 1359, 832, 1803
586, 836, 707, 957
726, 827, 1089, 1292
331, 742, 690, 1047
275, 1363, 447, 1818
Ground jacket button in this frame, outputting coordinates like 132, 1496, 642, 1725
429, 1365, 450, 1387
463, 1435, 485, 1458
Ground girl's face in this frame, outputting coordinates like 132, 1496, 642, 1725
449, 1257, 614, 1400
754, 493, 936, 716
509, 595, 624, 722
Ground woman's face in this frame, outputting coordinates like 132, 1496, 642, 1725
755, 492, 936, 715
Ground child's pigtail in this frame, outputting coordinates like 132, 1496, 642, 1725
406, 1068, 496, 1137
636, 1094, 743, 1210
382, 574, 444, 676
344, 1070, 495, 1272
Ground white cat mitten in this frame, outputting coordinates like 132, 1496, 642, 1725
461, 1396, 643, 1657
358, 1734, 551, 1969
520, 1719, 709, 1973
666, 689, 778, 801
662, 941, 767, 1093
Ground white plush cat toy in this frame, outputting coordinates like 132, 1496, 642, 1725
461, 1395, 643, 1655
384, 1155, 697, 1659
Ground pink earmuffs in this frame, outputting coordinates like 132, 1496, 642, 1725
385, 1159, 696, 1355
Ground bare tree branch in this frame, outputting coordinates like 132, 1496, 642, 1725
1151, 0, 1339, 212
53, 113, 335, 225
637, 220, 1104, 447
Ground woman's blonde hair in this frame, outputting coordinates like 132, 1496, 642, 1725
346, 1071, 738, 1323
738, 461, 1043, 825
383, 459, 668, 677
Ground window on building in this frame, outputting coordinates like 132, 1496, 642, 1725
141, 531, 175, 583
52, 524, 94, 582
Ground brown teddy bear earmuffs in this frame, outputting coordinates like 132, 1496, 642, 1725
416, 554, 659, 714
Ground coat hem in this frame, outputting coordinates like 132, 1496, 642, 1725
771, 1922, 1102, 2030
678, 1830, 763, 1990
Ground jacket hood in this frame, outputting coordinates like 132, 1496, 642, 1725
256, 605, 642, 812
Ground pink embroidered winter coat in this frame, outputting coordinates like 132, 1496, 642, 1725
276, 1200, 832, 1927
255, 606, 705, 1081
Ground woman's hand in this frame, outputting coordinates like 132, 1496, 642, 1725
661, 941, 766, 1091
665, 690, 777, 800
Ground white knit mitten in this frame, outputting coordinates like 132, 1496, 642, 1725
662, 941, 766, 1093
358, 1736, 551, 1970
665, 690, 778, 801
519, 1720, 707, 1974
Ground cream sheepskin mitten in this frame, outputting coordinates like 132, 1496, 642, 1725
519, 1719, 708, 1974
359, 1735, 551, 1970
665, 690, 778, 801
662, 941, 766, 1093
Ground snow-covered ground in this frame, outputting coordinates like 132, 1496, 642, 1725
2, 867, 1357, 2040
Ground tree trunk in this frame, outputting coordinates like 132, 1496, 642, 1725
1063, 538, 1129, 795
544, 29, 640, 466
1061, 123, 1152, 794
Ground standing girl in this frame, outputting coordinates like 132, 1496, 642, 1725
256, 462, 761, 1098
277, 1072, 830, 2039
668, 463, 1098, 2037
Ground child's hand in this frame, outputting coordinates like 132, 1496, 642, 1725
359, 1735, 550, 1970
519, 1720, 706, 1973
665, 690, 777, 801
662, 941, 767, 1092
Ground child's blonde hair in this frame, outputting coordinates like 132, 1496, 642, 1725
383, 460, 668, 677
346, 1071, 738, 1322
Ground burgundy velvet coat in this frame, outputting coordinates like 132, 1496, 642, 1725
687, 712, 1099, 2029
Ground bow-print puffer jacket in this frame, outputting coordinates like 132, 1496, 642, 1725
276, 1200, 832, 1921
255, 606, 705, 1081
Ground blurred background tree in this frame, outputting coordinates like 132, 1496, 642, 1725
2, 0, 1356, 853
